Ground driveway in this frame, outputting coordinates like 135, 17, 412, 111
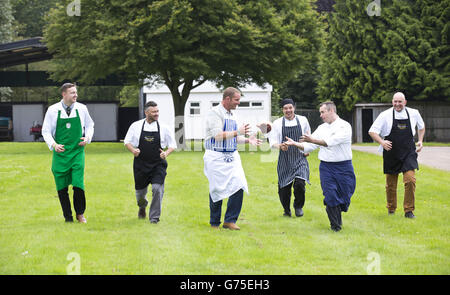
352, 145, 450, 172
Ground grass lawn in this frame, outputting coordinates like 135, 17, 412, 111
0, 142, 448, 275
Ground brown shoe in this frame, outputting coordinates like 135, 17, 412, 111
222, 222, 240, 230
76, 214, 87, 223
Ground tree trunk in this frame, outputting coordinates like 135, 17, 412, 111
165, 78, 207, 150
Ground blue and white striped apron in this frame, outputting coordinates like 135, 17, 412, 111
204, 114, 248, 202
205, 118, 237, 152
277, 116, 310, 188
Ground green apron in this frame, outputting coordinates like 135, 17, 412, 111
52, 109, 85, 191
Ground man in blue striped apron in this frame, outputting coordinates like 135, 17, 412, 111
285, 101, 356, 232
203, 87, 262, 230
269, 99, 311, 217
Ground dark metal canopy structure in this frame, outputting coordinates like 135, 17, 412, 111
0, 37, 52, 68
0, 37, 125, 87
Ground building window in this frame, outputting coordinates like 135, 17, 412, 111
211, 102, 220, 107
190, 102, 200, 115
236, 101, 263, 108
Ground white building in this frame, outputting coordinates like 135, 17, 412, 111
142, 81, 272, 140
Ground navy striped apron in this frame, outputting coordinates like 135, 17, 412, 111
277, 116, 310, 188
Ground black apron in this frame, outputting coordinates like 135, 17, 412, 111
383, 109, 418, 174
133, 121, 167, 190
277, 116, 310, 188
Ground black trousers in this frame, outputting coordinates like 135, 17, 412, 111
278, 178, 306, 215
57, 186, 86, 221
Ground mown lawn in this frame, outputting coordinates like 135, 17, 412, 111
0, 142, 448, 275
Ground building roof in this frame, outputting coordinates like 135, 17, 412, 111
0, 37, 52, 68
143, 80, 272, 94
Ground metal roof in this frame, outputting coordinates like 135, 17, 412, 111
0, 37, 52, 68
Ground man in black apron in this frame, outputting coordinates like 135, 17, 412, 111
369, 92, 425, 218
271, 99, 310, 217
125, 101, 176, 223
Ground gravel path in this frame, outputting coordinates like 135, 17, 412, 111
352, 145, 450, 172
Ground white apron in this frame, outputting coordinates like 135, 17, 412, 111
203, 149, 249, 203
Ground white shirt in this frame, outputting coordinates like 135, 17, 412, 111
369, 106, 425, 137
42, 100, 95, 151
369, 106, 425, 152
204, 104, 233, 140
268, 114, 311, 147
124, 119, 177, 149
303, 117, 353, 162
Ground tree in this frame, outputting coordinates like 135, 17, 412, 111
381, 0, 450, 101
0, 0, 15, 101
317, 0, 449, 112
276, 0, 332, 110
44, 0, 324, 116
317, 0, 389, 111
12, 0, 59, 38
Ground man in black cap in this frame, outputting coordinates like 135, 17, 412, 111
268, 98, 311, 217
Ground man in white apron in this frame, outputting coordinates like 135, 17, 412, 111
203, 87, 261, 230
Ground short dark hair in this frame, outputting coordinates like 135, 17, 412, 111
60, 83, 76, 94
144, 101, 157, 111
319, 101, 336, 113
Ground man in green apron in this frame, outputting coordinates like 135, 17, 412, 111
42, 83, 95, 223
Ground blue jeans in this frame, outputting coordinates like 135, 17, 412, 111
209, 189, 243, 226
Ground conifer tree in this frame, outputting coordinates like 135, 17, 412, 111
317, 0, 449, 111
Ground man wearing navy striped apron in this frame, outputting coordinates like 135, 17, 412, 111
203, 87, 262, 230
269, 99, 311, 217
285, 101, 356, 232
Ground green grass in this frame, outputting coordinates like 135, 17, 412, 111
0, 142, 449, 275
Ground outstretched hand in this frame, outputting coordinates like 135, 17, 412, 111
248, 134, 262, 146
284, 136, 297, 146
256, 122, 272, 134
284, 136, 304, 151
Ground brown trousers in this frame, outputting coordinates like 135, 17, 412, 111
385, 170, 415, 213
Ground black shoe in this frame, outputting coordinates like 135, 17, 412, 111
405, 211, 416, 219
283, 211, 291, 217
331, 226, 342, 232
388, 210, 395, 215
138, 208, 146, 219
295, 208, 304, 217
65, 217, 74, 222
